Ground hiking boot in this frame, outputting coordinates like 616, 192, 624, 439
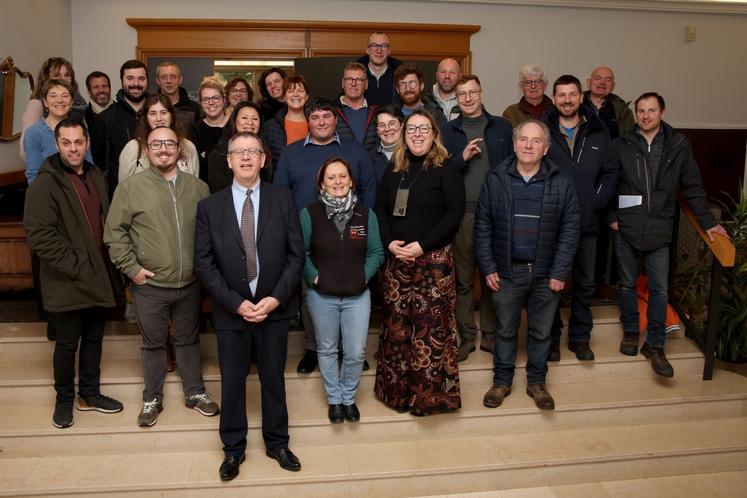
526, 384, 555, 410
483, 384, 511, 408
619, 332, 639, 356
138, 398, 163, 427
78, 394, 124, 413
641, 342, 674, 378
185, 393, 220, 416
52, 400, 74, 429
569, 341, 595, 361
457, 339, 476, 362
548, 339, 561, 362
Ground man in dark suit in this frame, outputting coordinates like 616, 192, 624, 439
194, 131, 304, 481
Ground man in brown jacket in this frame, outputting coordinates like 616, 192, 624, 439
24, 117, 123, 429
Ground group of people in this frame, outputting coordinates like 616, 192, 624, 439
21, 30, 727, 482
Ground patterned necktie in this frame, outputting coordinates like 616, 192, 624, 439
240, 189, 257, 281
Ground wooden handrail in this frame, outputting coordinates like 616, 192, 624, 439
677, 197, 735, 268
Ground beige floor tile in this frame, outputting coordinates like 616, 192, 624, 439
646, 474, 723, 497
21, 454, 121, 490
695, 470, 747, 498
0, 457, 39, 491
103, 452, 194, 486
551, 482, 611, 498
600, 477, 664, 498
499, 486, 556, 497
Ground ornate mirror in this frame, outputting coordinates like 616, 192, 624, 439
1, 57, 35, 141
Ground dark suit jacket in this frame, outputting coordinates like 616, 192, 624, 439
194, 181, 303, 330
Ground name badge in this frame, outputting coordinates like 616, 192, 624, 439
394, 188, 409, 217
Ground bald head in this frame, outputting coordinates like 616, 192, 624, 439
588, 66, 616, 99
436, 58, 462, 95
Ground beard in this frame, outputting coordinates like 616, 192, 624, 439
400, 91, 421, 107
124, 87, 146, 103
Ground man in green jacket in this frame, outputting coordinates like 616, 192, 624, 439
105, 126, 219, 427
24, 118, 123, 429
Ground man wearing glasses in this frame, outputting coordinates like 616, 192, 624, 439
335, 62, 380, 150
357, 31, 401, 106
105, 126, 219, 428
155, 61, 201, 131
393, 63, 447, 128
502, 64, 554, 128
442, 75, 513, 361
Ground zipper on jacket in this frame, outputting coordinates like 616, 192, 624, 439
166, 179, 183, 289
575, 136, 587, 165
642, 154, 652, 212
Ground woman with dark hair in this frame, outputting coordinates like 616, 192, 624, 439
224, 77, 254, 117
369, 104, 405, 186
20, 57, 87, 160
23, 79, 91, 184
263, 74, 310, 165
301, 156, 383, 423
118, 94, 199, 183
208, 101, 272, 192
257, 67, 287, 122
374, 109, 465, 416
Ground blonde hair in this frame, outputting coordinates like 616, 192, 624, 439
198, 75, 227, 100
392, 109, 450, 173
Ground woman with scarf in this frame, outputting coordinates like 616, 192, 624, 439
300, 157, 384, 424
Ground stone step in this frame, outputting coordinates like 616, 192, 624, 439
1, 370, 745, 458
1, 417, 745, 497
0, 333, 705, 403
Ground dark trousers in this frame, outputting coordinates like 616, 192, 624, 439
131, 280, 204, 402
551, 235, 597, 343
52, 307, 105, 403
217, 319, 290, 457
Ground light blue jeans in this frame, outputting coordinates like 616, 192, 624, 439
307, 288, 371, 405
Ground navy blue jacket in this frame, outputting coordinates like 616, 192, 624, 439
543, 105, 619, 235
441, 110, 513, 172
263, 107, 290, 166
474, 157, 580, 281
334, 101, 379, 151
356, 55, 402, 106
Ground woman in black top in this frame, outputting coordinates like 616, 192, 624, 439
187, 76, 228, 184
374, 109, 465, 416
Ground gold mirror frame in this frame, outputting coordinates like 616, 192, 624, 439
1, 57, 35, 141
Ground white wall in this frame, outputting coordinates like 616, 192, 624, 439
0, 0, 72, 174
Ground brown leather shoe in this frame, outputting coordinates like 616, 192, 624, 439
526, 384, 555, 410
457, 339, 476, 362
483, 384, 511, 408
619, 332, 639, 356
640, 342, 674, 378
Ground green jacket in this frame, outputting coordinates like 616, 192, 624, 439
105, 167, 209, 288
501, 95, 554, 128
23, 155, 115, 312
608, 93, 635, 137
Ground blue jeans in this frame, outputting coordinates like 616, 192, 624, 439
614, 233, 669, 348
307, 289, 371, 405
552, 235, 597, 343
491, 263, 562, 385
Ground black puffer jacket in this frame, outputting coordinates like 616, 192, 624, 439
543, 104, 618, 235
611, 122, 716, 251
263, 106, 290, 165
474, 157, 580, 281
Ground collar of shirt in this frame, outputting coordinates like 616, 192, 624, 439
431, 83, 457, 106
340, 95, 368, 110
303, 132, 341, 147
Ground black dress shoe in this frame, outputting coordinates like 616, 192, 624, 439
296, 350, 318, 374
328, 403, 345, 424
362, 359, 370, 371
266, 446, 301, 472
219, 453, 246, 481
343, 403, 360, 422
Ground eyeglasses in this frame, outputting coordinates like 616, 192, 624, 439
367, 43, 390, 51
229, 148, 264, 158
397, 80, 420, 90
230, 88, 248, 95
343, 77, 366, 85
521, 79, 546, 88
377, 120, 401, 131
200, 95, 223, 104
455, 89, 481, 100
405, 124, 432, 135
148, 139, 178, 150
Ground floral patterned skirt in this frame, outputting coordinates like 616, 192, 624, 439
374, 245, 461, 416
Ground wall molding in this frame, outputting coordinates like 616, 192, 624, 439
405, 0, 747, 15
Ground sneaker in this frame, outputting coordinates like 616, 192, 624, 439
568, 341, 595, 361
78, 394, 124, 413
526, 384, 555, 410
548, 340, 561, 362
185, 393, 220, 416
483, 384, 511, 408
457, 340, 476, 362
619, 332, 639, 356
52, 400, 74, 428
138, 398, 163, 427
640, 342, 674, 378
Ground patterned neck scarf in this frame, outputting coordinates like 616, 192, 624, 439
319, 189, 357, 234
